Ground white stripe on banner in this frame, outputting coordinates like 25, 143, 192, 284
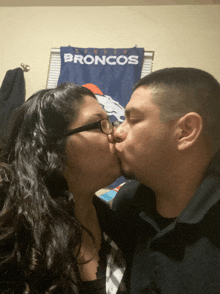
46, 48, 154, 89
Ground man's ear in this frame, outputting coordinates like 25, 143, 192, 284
175, 112, 203, 151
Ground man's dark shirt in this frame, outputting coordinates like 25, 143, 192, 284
112, 151, 220, 294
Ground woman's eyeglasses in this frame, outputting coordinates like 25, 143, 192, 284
64, 118, 120, 137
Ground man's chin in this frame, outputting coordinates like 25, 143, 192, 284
117, 158, 136, 180
122, 170, 136, 180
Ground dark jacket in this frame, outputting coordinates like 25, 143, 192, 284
0, 68, 25, 147
112, 151, 220, 294
93, 195, 137, 259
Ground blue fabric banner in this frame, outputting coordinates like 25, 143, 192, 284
58, 46, 144, 123
58, 46, 144, 188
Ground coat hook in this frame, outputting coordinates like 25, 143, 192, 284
20, 63, 30, 72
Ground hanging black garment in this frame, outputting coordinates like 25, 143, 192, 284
0, 67, 25, 148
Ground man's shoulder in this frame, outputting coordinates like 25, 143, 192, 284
112, 180, 140, 211
93, 193, 138, 253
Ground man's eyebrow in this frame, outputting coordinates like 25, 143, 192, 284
125, 107, 141, 116
125, 108, 132, 116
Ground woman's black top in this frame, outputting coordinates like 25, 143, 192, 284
79, 234, 109, 294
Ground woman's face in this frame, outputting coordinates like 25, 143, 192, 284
64, 95, 121, 193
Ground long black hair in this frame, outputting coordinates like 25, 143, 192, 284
0, 83, 96, 293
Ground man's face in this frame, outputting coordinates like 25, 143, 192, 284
114, 86, 176, 188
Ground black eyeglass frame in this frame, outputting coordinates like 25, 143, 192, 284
64, 118, 119, 137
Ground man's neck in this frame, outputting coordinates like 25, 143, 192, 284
155, 186, 197, 218
154, 150, 212, 218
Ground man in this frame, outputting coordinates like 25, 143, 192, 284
112, 67, 220, 293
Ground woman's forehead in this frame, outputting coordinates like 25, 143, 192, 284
81, 95, 106, 113
72, 95, 107, 126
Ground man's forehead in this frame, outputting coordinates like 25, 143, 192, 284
132, 86, 153, 100
125, 86, 154, 111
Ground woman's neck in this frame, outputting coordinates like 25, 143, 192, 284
74, 194, 102, 281
65, 176, 103, 281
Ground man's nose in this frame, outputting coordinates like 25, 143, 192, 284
113, 122, 127, 142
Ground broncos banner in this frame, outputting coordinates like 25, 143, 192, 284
58, 46, 144, 122
58, 46, 144, 187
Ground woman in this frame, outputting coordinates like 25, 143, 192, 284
0, 83, 126, 293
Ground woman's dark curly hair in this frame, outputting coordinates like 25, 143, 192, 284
0, 83, 97, 293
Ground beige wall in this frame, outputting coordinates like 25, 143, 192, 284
0, 5, 220, 99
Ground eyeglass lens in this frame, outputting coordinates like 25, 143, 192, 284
101, 119, 113, 134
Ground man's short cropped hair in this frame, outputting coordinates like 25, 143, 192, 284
133, 67, 220, 151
